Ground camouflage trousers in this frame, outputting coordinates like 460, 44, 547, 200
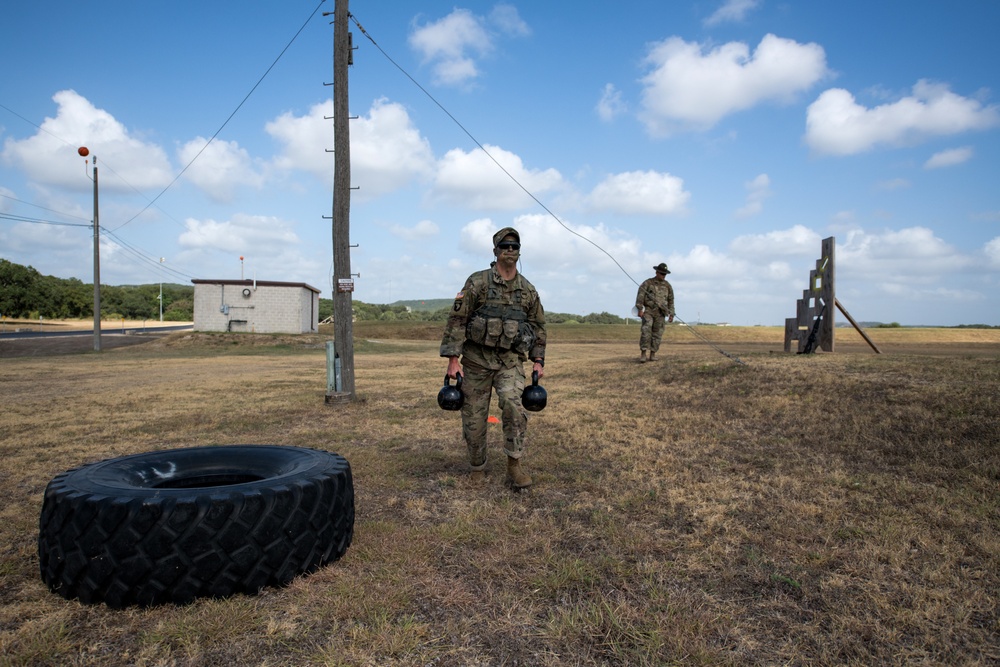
640, 313, 666, 353
460, 360, 528, 468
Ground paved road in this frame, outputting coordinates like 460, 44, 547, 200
0, 325, 192, 358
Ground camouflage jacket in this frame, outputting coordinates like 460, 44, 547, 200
440, 265, 546, 367
635, 277, 675, 317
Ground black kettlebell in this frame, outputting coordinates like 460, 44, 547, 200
521, 370, 547, 412
438, 373, 464, 411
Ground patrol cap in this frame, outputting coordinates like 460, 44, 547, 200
653, 262, 670, 274
493, 227, 520, 248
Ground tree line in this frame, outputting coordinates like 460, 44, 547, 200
335, 300, 627, 324
2, 259, 629, 324
0, 259, 193, 321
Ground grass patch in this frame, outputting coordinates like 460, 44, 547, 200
1, 325, 999, 665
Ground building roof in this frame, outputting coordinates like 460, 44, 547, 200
192, 279, 321, 294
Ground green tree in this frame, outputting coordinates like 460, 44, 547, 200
582, 311, 625, 324
164, 298, 193, 321
0, 259, 40, 317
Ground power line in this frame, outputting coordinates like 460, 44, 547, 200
0, 103, 193, 232
349, 14, 638, 287
2, 3, 326, 236
0, 101, 66, 145
0, 213, 91, 228
0, 192, 92, 223
101, 229, 195, 282
112, 1, 327, 232
349, 13, 745, 365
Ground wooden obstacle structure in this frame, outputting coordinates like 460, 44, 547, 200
784, 237, 881, 354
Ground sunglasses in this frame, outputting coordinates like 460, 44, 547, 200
498, 241, 520, 251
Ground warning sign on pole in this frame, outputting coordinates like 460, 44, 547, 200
337, 278, 354, 293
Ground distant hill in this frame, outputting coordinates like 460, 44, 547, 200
390, 298, 453, 312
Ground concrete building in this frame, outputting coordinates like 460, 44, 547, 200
192, 279, 321, 334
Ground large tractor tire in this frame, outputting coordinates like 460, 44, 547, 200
38, 445, 354, 609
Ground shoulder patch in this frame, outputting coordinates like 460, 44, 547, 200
455, 291, 464, 299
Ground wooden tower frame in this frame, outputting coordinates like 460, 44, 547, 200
784, 236, 881, 354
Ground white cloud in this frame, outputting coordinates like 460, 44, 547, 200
671, 243, 745, 279
729, 224, 822, 258
985, 237, 1000, 268
924, 146, 973, 169
596, 83, 627, 122
0, 218, 83, 255
179, 213, 299, 252
457, 217, 499, 256
350, 99, 437, 199
1, 90, 173, 192
586, 170, 690, 216
267, 98, 434, 200
266, 101, 331, 176
173, 213, 324, 288
489, 4, 530, 37
735, 173, 771, 218
433, 218, 994, 325
805, 80, 1000, 155
178, 137, 265, 203
409, 6, 529, 87
410, 9, 489, 87
638, 34, 829, 136
839, 226, 971, 281
390, 219, 440, 240
433, 144, 565, 210
457, 214, 645, 280
704, 0, 760, 26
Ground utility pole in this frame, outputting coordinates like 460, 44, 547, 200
89, 151, 102, 352
330, 0, 356, 399
159, 257, 165, 322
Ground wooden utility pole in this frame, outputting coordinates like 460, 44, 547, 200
91, 154, 102, 352
331, 0, 355, 398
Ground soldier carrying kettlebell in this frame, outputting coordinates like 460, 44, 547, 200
440, 227, 546, 489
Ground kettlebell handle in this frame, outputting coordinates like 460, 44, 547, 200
531, 370, 539, 385
444, 372, 463, 388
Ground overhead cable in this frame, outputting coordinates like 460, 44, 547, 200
112, 1, 328, 231
349, 13, 745, 366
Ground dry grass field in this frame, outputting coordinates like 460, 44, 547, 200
1, 323, 998, 665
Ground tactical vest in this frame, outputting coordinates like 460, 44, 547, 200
465, 278, 536, 354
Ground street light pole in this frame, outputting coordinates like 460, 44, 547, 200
88, 150, 101, 352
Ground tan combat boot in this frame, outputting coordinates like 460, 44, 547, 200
506, 456, 532, 489
640, 350, 648, 363
648, 351, 657, 362
469, 459, 486, 483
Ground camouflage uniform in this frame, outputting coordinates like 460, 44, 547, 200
440, 264, 546, 469
635, 275, 674, 354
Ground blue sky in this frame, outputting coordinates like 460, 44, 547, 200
2, 0, 999, 325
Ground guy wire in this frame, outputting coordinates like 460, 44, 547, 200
350, 13, 746, 366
